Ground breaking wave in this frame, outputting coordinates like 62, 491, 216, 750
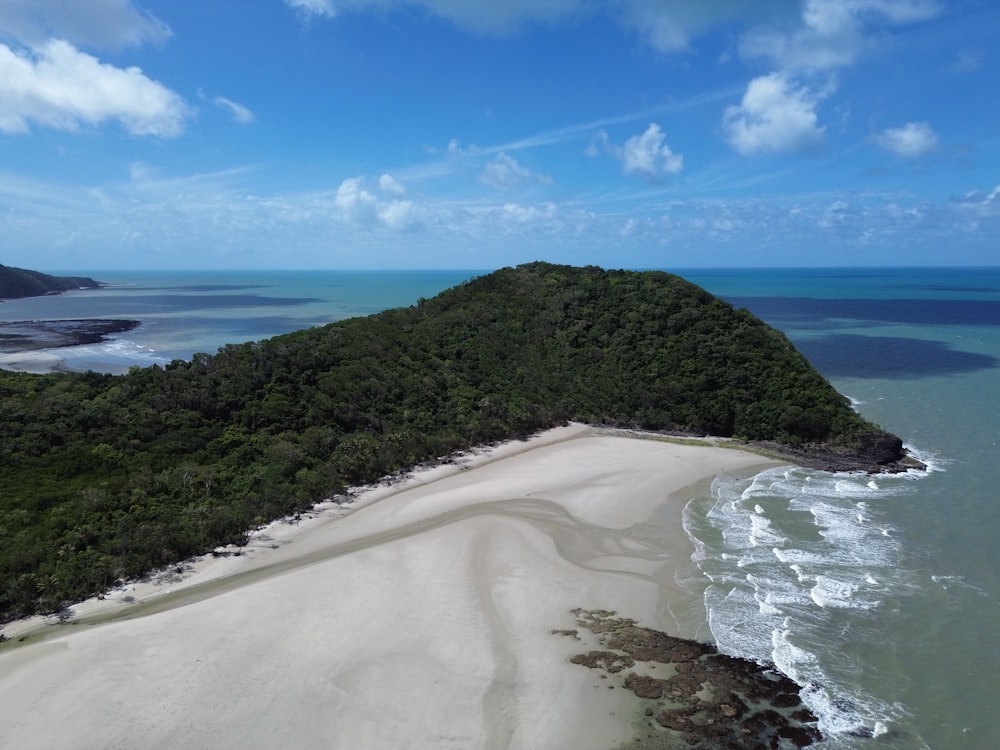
683, 463, 934, 745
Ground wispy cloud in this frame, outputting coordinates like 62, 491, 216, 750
278, 0, 794, 54
378, 173, 407, 195
479, 153, 553, 191
396, 91, 736, 186
488, 89, 740, 155
214, 96, 255, 125
0, 0, 172, 51
284, 0, 337, 20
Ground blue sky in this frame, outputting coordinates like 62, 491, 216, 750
1, 0, 997, 270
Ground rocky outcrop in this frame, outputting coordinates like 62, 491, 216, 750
560, 609, 823, 749
755, 431, 924, 474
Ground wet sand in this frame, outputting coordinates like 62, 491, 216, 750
0, 425, 781, 750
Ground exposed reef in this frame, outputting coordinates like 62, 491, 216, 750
0, 319, 140, 353
559, 609, 822, 750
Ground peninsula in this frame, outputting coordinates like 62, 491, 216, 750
0, 262, 911, 624
0, 262, 918, 748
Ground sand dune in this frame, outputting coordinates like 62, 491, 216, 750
0, 425, 780, 750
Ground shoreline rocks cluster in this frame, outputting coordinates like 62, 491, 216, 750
559, 609, 822, 750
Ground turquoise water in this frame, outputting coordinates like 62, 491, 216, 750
0, 270, 478, 372
3, 267, 997, 748
682, 268, 1000, 749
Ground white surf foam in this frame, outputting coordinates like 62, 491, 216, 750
687, 463, 940, 743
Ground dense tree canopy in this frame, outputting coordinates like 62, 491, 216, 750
0, 262, 899, 623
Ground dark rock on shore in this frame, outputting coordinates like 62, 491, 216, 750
0, 319, 140, 353
0, 264, 102, 299
561, 609, 823, 750
753, 430, 925, 473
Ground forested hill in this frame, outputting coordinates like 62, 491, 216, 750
0, 262, 907, 623
0, 264, 101, 299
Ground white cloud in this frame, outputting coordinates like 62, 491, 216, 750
377, 199, 416, 229
378, 173, 406, 195
480, 152, 553, 191
444, 137, 481, 156
620, 124, 683, 179
0, 39, 189, 136
740, 0, 942, 71
333, 177, 377, 221
280, 0, 789, 48
588, 124, 683, 180
214, 96, 254, 124
874, 121, 938, 158
279, 0, 939, 72
619, 0, 797, 53
0, 0, 172, 51
333, 177, 418, 229
4, 160, 998, 268
501, 202, 558, 223
723, 73, 827, 156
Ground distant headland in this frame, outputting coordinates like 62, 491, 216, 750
0, 263, 102, 300
0, 264, 140, 358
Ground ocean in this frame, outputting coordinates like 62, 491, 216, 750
2, 266, 997, 749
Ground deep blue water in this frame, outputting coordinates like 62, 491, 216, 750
3, 266, 997, 749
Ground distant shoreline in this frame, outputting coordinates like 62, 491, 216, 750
0, 318, 140, 371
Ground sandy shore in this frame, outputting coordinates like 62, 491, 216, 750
0, 350, 68, 373
0, 425, 782, 750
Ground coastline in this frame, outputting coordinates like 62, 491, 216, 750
0, 425, 786, 750
0, 318, 141, 374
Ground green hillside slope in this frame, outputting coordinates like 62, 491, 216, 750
0, 262, 906, 622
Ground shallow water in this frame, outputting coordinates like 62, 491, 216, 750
0, 269, 476, 372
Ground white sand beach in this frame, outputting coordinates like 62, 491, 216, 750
0, 425, 781, 750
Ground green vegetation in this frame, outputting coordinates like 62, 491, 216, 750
0, 262, 899, 623
0, 264, 100, 299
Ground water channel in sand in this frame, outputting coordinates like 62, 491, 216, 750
0, 426, 783, 750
